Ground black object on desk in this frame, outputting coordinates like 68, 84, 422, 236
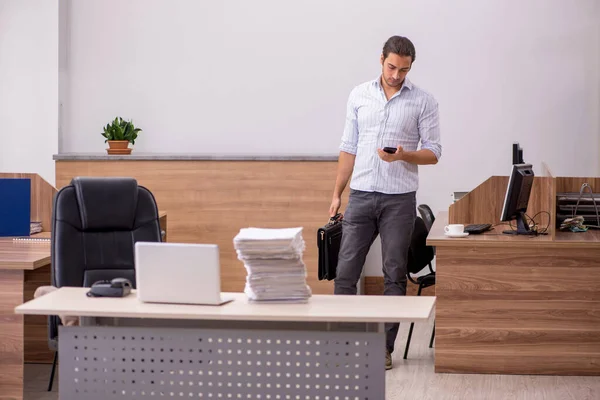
464, 224, 492, 234
87, 278, 132, 297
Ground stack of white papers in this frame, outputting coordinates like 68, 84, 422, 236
233, 227, 311, 303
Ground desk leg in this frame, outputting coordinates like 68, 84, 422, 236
0, 269, 24, 400
159, 214, 167, 242
59, 321, 385, 399
24, 265, 54, 363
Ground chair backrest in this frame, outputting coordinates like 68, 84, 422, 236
51, 177, 162, 289
407, 216, 434, 274
417, 204, 435, 232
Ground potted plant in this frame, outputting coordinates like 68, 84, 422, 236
101, 117, 142, 155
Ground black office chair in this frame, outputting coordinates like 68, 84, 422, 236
403, 206, 436, 360
47, 177, 162, 391
418, 204, 435, 233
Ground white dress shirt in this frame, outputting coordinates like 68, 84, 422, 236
339, 77, 442, 194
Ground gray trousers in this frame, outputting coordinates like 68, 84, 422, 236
334, 189, 416, 353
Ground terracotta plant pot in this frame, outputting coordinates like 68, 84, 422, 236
107, 140, 132, 155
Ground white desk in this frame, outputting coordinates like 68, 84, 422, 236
16, 288, 435, 399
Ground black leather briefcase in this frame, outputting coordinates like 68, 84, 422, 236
317, 213, 343, 281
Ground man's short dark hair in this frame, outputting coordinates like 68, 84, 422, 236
382, 36, 416, 63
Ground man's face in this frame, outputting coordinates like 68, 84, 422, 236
380, 53, 412, 88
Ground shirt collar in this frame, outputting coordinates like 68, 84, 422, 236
374, 76, 413, 92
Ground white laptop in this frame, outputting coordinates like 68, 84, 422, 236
134, 242, 234, 305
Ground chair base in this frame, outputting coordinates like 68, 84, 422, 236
48, 351, 57, 391
403, 279, 436, 359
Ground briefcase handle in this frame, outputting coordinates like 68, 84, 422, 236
327, 213, 343, 226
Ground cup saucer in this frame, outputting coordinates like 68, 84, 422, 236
444, 232, 469, 238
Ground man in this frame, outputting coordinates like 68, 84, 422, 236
329, 35, 441, 370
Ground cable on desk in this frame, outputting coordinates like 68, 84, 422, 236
526, 211, 551, 234
503, 212, 549, 236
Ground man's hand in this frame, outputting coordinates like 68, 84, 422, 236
377, 146, 405, 162
329, 196, 341, 217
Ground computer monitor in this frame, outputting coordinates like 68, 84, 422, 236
512, 142, 524, 164
500, 163, 535, 235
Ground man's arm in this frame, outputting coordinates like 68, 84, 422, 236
333, 151, 356, 198
330, 151, 356, 216
379, 148, 438, 164
330, 89, 359, 216
416, 95, 442, 162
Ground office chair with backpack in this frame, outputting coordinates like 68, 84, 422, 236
403, 206, 436, 359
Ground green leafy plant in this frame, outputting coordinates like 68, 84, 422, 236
101, 117, 142, 144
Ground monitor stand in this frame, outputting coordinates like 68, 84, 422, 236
502, 212, 533, 235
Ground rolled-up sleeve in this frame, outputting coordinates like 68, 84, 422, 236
339, 89, 358, 155
418, 95, 442, 160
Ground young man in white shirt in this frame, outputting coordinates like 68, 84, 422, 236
329, 35, 442, 370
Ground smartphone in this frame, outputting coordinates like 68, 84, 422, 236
383, 147, 397, 154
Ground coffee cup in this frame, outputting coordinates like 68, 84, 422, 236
444, 224, 464, 235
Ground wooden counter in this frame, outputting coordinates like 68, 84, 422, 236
431, 170, 600, 375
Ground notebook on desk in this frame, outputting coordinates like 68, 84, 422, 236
0, 178, 31, 237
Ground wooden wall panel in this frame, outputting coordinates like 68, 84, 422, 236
448, 175, 553, 234
555, 177, 600, 194
56, 160, 346, 294
435, 246, 600, 375
0, 270, 25, 400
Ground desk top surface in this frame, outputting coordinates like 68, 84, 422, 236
0, 238, 51, 270
428, 211, 600, 248
15, 287, 436, 323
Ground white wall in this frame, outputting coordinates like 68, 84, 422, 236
0, 0, 59, 185
63, 0, 600, 209
58, 0, 69, 153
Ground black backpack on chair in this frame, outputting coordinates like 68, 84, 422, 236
407, 216, 434, 274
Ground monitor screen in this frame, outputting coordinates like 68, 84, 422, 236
500, 163, 534, 234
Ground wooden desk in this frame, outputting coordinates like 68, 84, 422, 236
0, 211, 167, 399
0, 238, 51, 400
16, 287, 435, 399
429, 211, 600, 375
